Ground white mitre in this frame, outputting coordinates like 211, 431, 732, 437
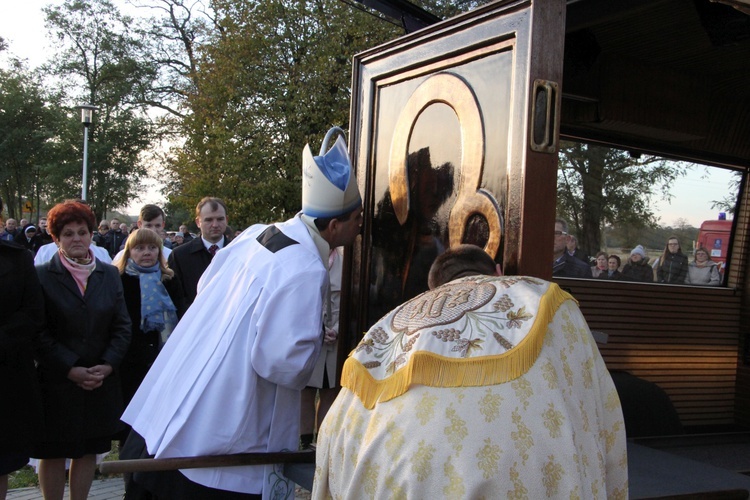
302, 128, 361, 218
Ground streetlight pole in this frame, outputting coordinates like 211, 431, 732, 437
76, 105, 98, 201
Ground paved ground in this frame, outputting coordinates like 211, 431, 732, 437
6, 478, 312, 499
6, 477, 125, 500
7, 436, 749, 499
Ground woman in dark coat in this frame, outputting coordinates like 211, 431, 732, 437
115, 229, 182, 434
656, 236, 688, 284
621, 245, 654, 283
0, 218, 45, 498
598, 254, 624, 280
13, 224, 43, 255
34, 200, 131, 500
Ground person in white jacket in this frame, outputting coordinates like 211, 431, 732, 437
121, 127, 362, 499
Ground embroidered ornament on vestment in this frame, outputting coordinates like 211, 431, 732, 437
342, 276, 574, 408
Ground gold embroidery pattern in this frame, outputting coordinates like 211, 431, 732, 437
363, 413, 382, 447
450, 387, 466, 403
345, 405, 364, 439
569, 485, 581, 500
493, 294, 514, 312
507, 463, 529, 499
351, 276, 549, 378
385, 420, 405, 455
479, 388, 503, 422
602, 421, 624, 454
579, 400, 591, 433
590, 478, 600, 498
542, 455, 563, 496
392, 282, 495, 334
384, 475, 406, 499
619, 449, 629, 469
611, 485, 628, 500
582, 357, 594, 389
605, 389, 621, 412
416, 392, 438, 425
560, 350, 574, 388
512, 377, 533, 410
476, 437, 502, 479
511, 409, 533, 465
443, 457, 466, 498
361, 459, 380, 497
314, 287, 629, 500
411, 440, 436, 482
495, 276, 545, 288
542, 402, 565, 438
542, 359, 559, 389
561, 310, 578, 349
444, 405, 468, 455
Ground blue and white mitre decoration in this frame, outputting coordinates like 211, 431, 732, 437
302, 127, 362, 218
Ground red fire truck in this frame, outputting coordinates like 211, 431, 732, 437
696, 215, 733, 275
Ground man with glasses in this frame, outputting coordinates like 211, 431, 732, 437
552, 219, 592, 278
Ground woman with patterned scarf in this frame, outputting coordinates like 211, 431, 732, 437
115, 229, 183, 442
34, 200, 131, 500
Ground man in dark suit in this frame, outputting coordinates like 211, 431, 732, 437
168, 197, 230, 313
566, 235, 590, 264
103, 217, 127, 258
552, 219, 593, 279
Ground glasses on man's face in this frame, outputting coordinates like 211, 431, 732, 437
554, 231, 568, 237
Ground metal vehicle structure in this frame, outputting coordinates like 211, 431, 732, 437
336, 0, 750, 494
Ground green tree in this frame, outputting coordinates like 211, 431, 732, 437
711, 170, 742, 216
163, 0, 401, 228
130, 0, 211, 118
0, 64, 61, 219
557, 141, 687, 254
42, 0, 154, 220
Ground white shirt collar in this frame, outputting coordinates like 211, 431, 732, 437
201, 236, 224, 251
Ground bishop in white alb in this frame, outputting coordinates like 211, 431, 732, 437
122, 215, 328, 498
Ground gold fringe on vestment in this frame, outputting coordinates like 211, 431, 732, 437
341, 284, 574, 410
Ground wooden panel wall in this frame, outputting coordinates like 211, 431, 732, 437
555, 278, 742, 429
731, 174, 750, 429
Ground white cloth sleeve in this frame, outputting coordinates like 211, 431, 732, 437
251, 268, 326, 390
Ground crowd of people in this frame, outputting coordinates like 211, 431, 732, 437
0, 129, 363, 499
0, 134, 646, 499
0, 193, 247, 498
553, 219, 723, 286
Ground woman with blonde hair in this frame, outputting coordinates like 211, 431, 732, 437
116, 229, 183, 440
